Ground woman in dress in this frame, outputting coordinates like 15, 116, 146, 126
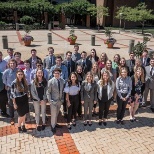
116, 67, 132, 124
81, 72, 97, 126
31, 69, 48, 131
11, 69, 29, 132
97, 70, 115, 126
129, 67, 145, 122
87, 49, 99, 64
112, 54, 120, 70
98, 53, 108, 70
64, 72, 80, 129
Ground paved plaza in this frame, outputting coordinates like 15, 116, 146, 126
0, 28, 154, 154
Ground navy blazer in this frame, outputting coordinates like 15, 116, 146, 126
28, 56, 42, 68
141, 57, 150, 67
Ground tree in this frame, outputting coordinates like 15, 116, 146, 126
88, 5, 109, 31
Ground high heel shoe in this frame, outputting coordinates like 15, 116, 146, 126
84, 121, 87, 126
22, 125, 27, 132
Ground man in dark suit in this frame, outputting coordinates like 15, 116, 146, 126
28, 49, 41, 69
141, 50, 150, 67
76, 51, 92, 74
126, 52, 135, 76
142, 58, 154, 112
63, 51, 75, 77
43, 47, 56, 71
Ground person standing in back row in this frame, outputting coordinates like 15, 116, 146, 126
71, 44, 81, 63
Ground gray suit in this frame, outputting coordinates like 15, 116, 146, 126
81, 81, 97, 120
43, 55, 56, 71
47, 77, 65, 128
143, 65, 154, 109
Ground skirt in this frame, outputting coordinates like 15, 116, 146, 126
15, 94, 29, 117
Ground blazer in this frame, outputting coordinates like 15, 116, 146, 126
76, 59, 92, 74
97, 80, 115, 100
63, 59, 76, 76
31, 80, 47, 101
47, 77, 65, 104
145, 65, 154, 89
126, 59, 135, 76
43, 55, 56, 70
28, 56, 42, 68
141, 57, 150, 67
80, 81, 97, 102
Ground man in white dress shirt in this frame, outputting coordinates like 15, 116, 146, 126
3, 48, 14, 63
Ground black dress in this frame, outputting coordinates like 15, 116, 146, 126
101, 85, 108, 103
15, 94, 29, 117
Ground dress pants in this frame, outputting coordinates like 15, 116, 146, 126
50, 101, 61, 128
84, 100, 93, 121
77, 93, 82, 115
33, 101, 46, 125
117, 94, 128, 120
7, 88, 14, 118
67, 94, 79, 123
0, 89, 8, 114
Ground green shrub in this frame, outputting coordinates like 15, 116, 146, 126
0, 21, 6, 29
20, 16, 34, 24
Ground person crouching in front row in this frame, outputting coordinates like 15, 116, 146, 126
97, 70, 115, 126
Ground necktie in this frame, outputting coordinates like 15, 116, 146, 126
144, 58, 146, 66
50, 56, 52, 67
150, 67, 153, 76
68, 61, 70, 76
83, 60, 85, 67
57, 79, 60, 93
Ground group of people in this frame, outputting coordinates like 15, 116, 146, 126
0, 45, 154, 134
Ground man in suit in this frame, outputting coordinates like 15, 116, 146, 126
71, 44, 81, 63
49, 56, 68, 81
126, 52, 135, 76
142, 58, 154, 112
47, 68, 65, 133
63, 51, 76, 77
28, 49, 41, 69
141, 50, 150, 67
76, 51, 92, 74
43, 47, 56, 71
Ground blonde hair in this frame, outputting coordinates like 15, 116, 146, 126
119, 67, 128, 77
85, 72, 94, 83
134, 59, 142, 71
91, 62, 100, 77
99, 70, 112, 86
134, 67, 145, 84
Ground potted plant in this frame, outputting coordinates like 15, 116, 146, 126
67, 26, 77, 45
104, 27, 116, 48
21, 25, 34, 46
132, 36, 150, 58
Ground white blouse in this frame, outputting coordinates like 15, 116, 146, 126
64, 83, 80, 95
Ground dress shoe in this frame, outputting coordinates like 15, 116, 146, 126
88, 121, 92, 126
51, 127, 56, 134
98, 121, 102, 126
22, 125, 27, 132
67, 124, 71, 130
72, 121, 76, 127
103, 122, 107, 126
116, 120, 120, 124
130, 118, 134, 122
36, 126, 42, 131
121, 120, 125, 125
151, 108, 154, 113
55, 124, 62, 128
42, 125, 46, 130
18, 127, 22, 133
1, 112, 9, 118
84, 121, 87, 126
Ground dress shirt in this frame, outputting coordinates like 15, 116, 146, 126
3, 55, 14, 63
150, 66, 154, 76
72, 52, 81, 62
31, 57, 37, 69
0, 60, 7, 72
64, 83, 80, 95
23, 68, 32, 85
2, 68, 18, 87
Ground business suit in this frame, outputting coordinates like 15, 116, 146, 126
47, 77, 65, 128
126, 59, 135, 76
76, 59, 92, 74
63, 60, 76, 77
143, 65, 154, 110
81, 81, 97, 120
141, 57, 150, 67
28, 56, 42, 69
43, 55, 56, 71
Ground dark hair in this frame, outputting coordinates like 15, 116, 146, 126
56, 55, 62, 61
129, 52, 134, 55
34, 69, 47, 87
81, 51, 87, 54
88, 49, 99, 62
0, 51, 2, 55
14, 52, 21, 56
74, 44, 79, 48
24, 60, 30, 64
7, 48, 13, 52
36, 59, 43, 65
48, 47, 54, 51
31, 49, 37, 53
66, 51, 72, 55
67, 72, 79, 87
150, 58, 154, 61
53, 67, 62, 73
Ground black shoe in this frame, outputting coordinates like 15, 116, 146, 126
42, 125, 46, 130
22, 125, 27, 132
121, 120, 125, 125
84, 121, 87, 126
37, 126, 42, 131
55, 124, 62, 128
18, 127, 22, 133
1, 112, 10, 117
150, 108, 154, 113
67, 124, 71, 130
116, 120, 120, 124
72, 121, 76, 127
51, 127, 56, 134
10, 118, 15, 125
89, 122, 92, 126
103, 122, 107, 126
140, 102, 146, 107
98, 121, 102, 126
130, 118, 134, 122
46, 116, 48, 122
64, 113, 67, 119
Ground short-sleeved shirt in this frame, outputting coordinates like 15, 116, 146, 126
64, 83, 80, 96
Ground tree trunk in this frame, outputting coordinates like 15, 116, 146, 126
142, 21, 145, 35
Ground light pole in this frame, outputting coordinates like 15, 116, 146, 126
119, 13, 123, 34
